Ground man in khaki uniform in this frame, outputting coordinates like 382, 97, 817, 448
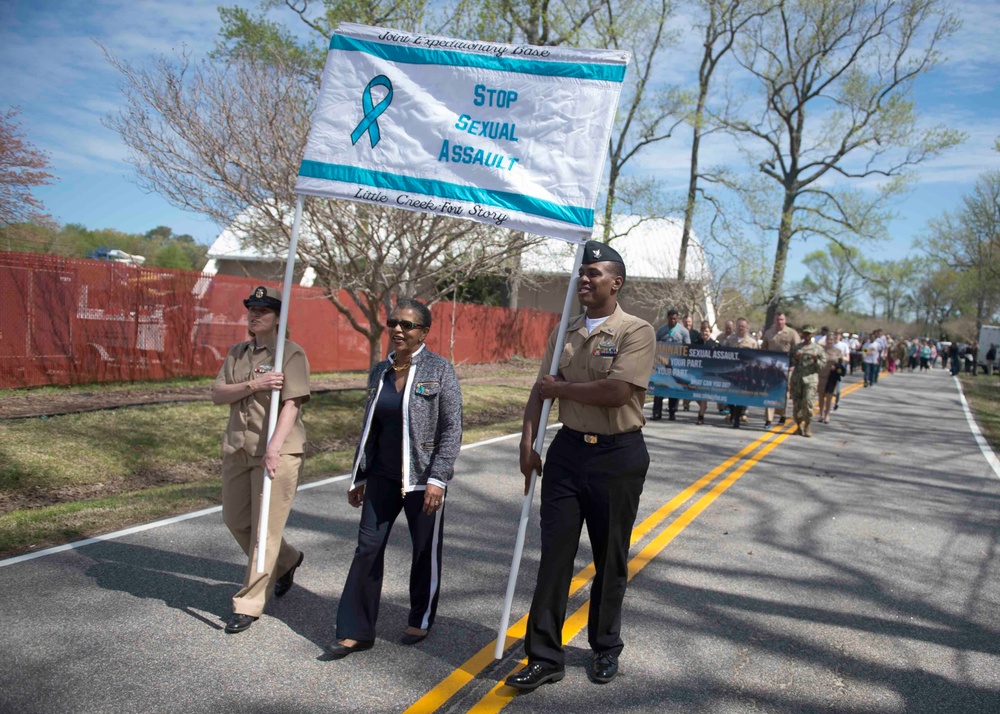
789, 325, 826, 437
212, 286, 310, 633
761, 312, 799, 427
723, 317, 759, 428
506, 240, 655, 691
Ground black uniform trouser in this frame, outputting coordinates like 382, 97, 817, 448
336, 472, 445, 641
525, 428, 648, 668
651, 396, 678, 418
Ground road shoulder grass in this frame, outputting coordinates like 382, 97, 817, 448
959, 373, 1000, 455
0, 382, 547, 558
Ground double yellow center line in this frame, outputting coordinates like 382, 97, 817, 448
406, 381, 865, 713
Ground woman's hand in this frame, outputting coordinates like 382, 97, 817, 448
348, 484, 365, 508
251, 371, 284, 392
423, 484, 444, 515
263, 449, 280, 479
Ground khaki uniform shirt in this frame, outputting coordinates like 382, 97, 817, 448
537, 304, 655, 435
762, 326, 799, 354
216, 340, 311, 456
723, 334, 759, 349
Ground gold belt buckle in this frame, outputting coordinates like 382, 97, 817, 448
584, 434, 598, 444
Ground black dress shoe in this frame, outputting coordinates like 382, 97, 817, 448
224, 613, 258, 634
401, 629, 429, 645
274, 551, 304, 598
505, 662, 565, 691
322, 640, 375, 659
592, 653, 619, 683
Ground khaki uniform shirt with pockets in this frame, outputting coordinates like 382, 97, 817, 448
216, 340, 311, 457
762, 326, 799, 354
723, 334, 759, 350
537, 304, 655, 435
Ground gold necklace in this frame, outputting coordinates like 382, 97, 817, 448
391, 355, 411, 371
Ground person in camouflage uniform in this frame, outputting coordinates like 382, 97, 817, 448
789, 326, 827, 437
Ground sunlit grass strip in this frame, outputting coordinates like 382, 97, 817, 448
0, 384, 535, 557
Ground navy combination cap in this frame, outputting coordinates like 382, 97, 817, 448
582, 240, 625, 278
243, 285, 282, 309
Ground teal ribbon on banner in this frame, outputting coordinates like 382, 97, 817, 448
351, 75, 393, 148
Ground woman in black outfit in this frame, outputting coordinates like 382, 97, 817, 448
325, 298, 463, 659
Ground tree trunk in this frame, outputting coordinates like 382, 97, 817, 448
367, 331, 381, 368
764, 192, 795, 328
679, 92, 706, 281
507, 256, 521, 310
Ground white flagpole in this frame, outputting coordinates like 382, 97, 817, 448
494, 241, 585, 659
255, 195, 305, 574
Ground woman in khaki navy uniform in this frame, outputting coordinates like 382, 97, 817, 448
211, 286, 309, 634
506, 240, 655, 692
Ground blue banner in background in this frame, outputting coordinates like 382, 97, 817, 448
648, 343, 790, 408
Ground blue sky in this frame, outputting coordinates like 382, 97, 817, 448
1, 0, 998, 283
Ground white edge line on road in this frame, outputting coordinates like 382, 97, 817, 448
954, 375, 1000, 480
0, 423, 563, 570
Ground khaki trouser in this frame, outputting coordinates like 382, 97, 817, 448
790, 379, 818, 425
222, 449, 302, 617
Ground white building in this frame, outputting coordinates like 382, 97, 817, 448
203, 213, 715, 327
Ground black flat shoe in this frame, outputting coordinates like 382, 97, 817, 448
323, 640, 375, 659
591, 653, 619, 683
274, 551, 304, 598
224, 613, 258, 634
505, 662, 565, 691
401, 629, 429, 645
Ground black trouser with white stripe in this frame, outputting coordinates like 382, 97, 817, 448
336, 472, 445, 640
525, 428, 648, 668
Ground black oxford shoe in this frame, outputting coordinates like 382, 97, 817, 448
591, 653, 619, 683
322, 640, 375, 660
274, 551, 304, 598
224, 613, 258, 634
504, 662, 565, 691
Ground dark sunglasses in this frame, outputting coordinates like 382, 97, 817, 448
386, 318, 426, 330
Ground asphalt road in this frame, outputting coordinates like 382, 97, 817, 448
2, 367, 998, 714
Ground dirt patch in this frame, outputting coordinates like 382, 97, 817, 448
0, 360, 539, 420
0, 459, 221, 514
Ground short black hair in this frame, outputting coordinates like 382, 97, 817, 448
667, 308, 680, 316
605, 260, 625, 287
395, 297, 432, 328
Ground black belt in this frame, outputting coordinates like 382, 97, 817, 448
560, 427, 642, 445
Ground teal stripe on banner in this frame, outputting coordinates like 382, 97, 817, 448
298, 159, 594, 228
330, 34, 626, 83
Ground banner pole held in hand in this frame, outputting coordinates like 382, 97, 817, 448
494, 242, 585, 659
255, 195, 305, 574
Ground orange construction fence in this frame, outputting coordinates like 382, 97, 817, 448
0, 251, 559, 388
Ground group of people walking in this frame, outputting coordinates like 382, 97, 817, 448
210, 255, 987, 692
653, 312, 847, 438
211, 240, 658, 691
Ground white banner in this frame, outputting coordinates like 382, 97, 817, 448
295, 23, 629, 244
